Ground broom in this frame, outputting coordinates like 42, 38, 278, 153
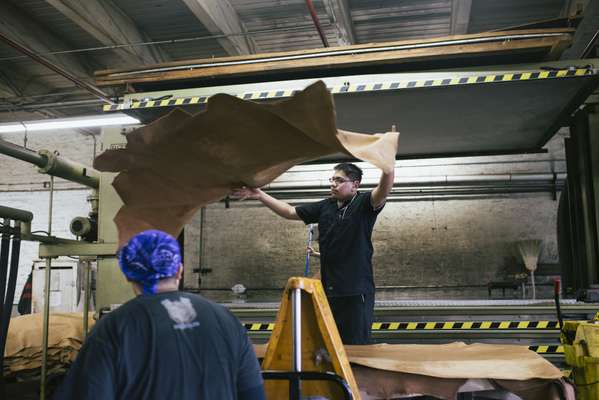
517, 240, 542, 299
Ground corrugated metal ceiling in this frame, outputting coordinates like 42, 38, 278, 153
0, 0, 580, 119
112, 0, 228, 60
233, 0, 338, 52
350, 0, 452, 41
469, 0, 567, 33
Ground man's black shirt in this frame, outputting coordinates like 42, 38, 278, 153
296, 191, 384, 296
54, 291, 264, 400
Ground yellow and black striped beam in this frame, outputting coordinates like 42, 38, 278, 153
103, 67, 595, 112
243, 320, 561, 332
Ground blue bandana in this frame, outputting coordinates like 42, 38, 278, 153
118, 230, 182, 295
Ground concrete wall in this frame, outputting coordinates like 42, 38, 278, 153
1, 128, 567, 304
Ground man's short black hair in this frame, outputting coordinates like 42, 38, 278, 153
334, 163, 362, 182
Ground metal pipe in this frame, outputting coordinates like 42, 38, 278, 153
40, 176, 54, 400
0, 230, 21, 374
0, 219, 10, 379
37, 149, 99, 189
0, 24, 330, 63
266, 172, 568, 190
83, 261, 91, 339
0, 32, 114, 105
0, 219, 11, 323
0, 206, 33, 222
292, 288, 302, 372
290, 287, 302, 399
0, 139, 46, 168
0, 99, 105, 112
0, 139, 100, 189
305, 0, 329, 47
581, 29, 599, 59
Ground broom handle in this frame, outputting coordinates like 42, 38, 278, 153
554, 279, 564, 330
530, 270, 537, 300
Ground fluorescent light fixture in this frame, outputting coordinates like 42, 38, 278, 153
0, 113, 140, 133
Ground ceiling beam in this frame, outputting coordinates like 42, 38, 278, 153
561, 0, 588, 17
0, 71, 19, 97
0, 64, 57, 99
182, 0, 256, 55
46, 0, 169, 66
0, 1, 91, 79
323, 0, 355, 46
450, 0, 472, 35
561, 0, 599, 59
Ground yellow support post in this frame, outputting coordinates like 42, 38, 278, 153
262, 277, 360, 399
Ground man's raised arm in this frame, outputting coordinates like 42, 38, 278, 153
231, 187, 300, 220
370, 167, 395, 209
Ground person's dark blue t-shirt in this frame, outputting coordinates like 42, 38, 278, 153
54, 291, 264, 400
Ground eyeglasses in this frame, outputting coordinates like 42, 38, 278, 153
329, 177, 352, 185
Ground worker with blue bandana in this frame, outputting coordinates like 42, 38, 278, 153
55, 230, 264, 400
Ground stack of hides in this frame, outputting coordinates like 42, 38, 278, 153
255, 342, 574, 400
3, 313, 94, 379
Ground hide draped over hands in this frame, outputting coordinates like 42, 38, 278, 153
94, 81, 399, 246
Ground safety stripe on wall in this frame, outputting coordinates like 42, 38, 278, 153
103, 68, 595, 112
243, 320, 560, 332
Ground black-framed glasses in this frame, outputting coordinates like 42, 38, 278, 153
329, 177, 351, 185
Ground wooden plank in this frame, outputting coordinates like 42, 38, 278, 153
95, 28, 574, 77
323, 0, 356, 46
95, 35, 572, 87
182, 0, 256, 55
46, 0, 168, 65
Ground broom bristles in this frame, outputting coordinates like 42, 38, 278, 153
517, 240, 542, 271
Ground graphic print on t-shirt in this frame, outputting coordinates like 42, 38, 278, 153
161, 297, 201, 330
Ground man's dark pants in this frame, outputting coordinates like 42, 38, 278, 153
328, 293, 374, 345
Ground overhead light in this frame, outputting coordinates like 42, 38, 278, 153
0, 113, 140, 133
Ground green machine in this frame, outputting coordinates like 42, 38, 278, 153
36, 126, 133, 311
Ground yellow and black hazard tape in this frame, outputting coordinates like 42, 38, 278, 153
103, 67, 595, 112
243, 320, 560, 332
529, 345, 564, 354
370, 320, 560, 330
245, 323, 276, 331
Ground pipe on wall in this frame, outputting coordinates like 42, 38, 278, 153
0, 206, 33, 223
265, 173, 567, 190
0, 139, 99, 189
